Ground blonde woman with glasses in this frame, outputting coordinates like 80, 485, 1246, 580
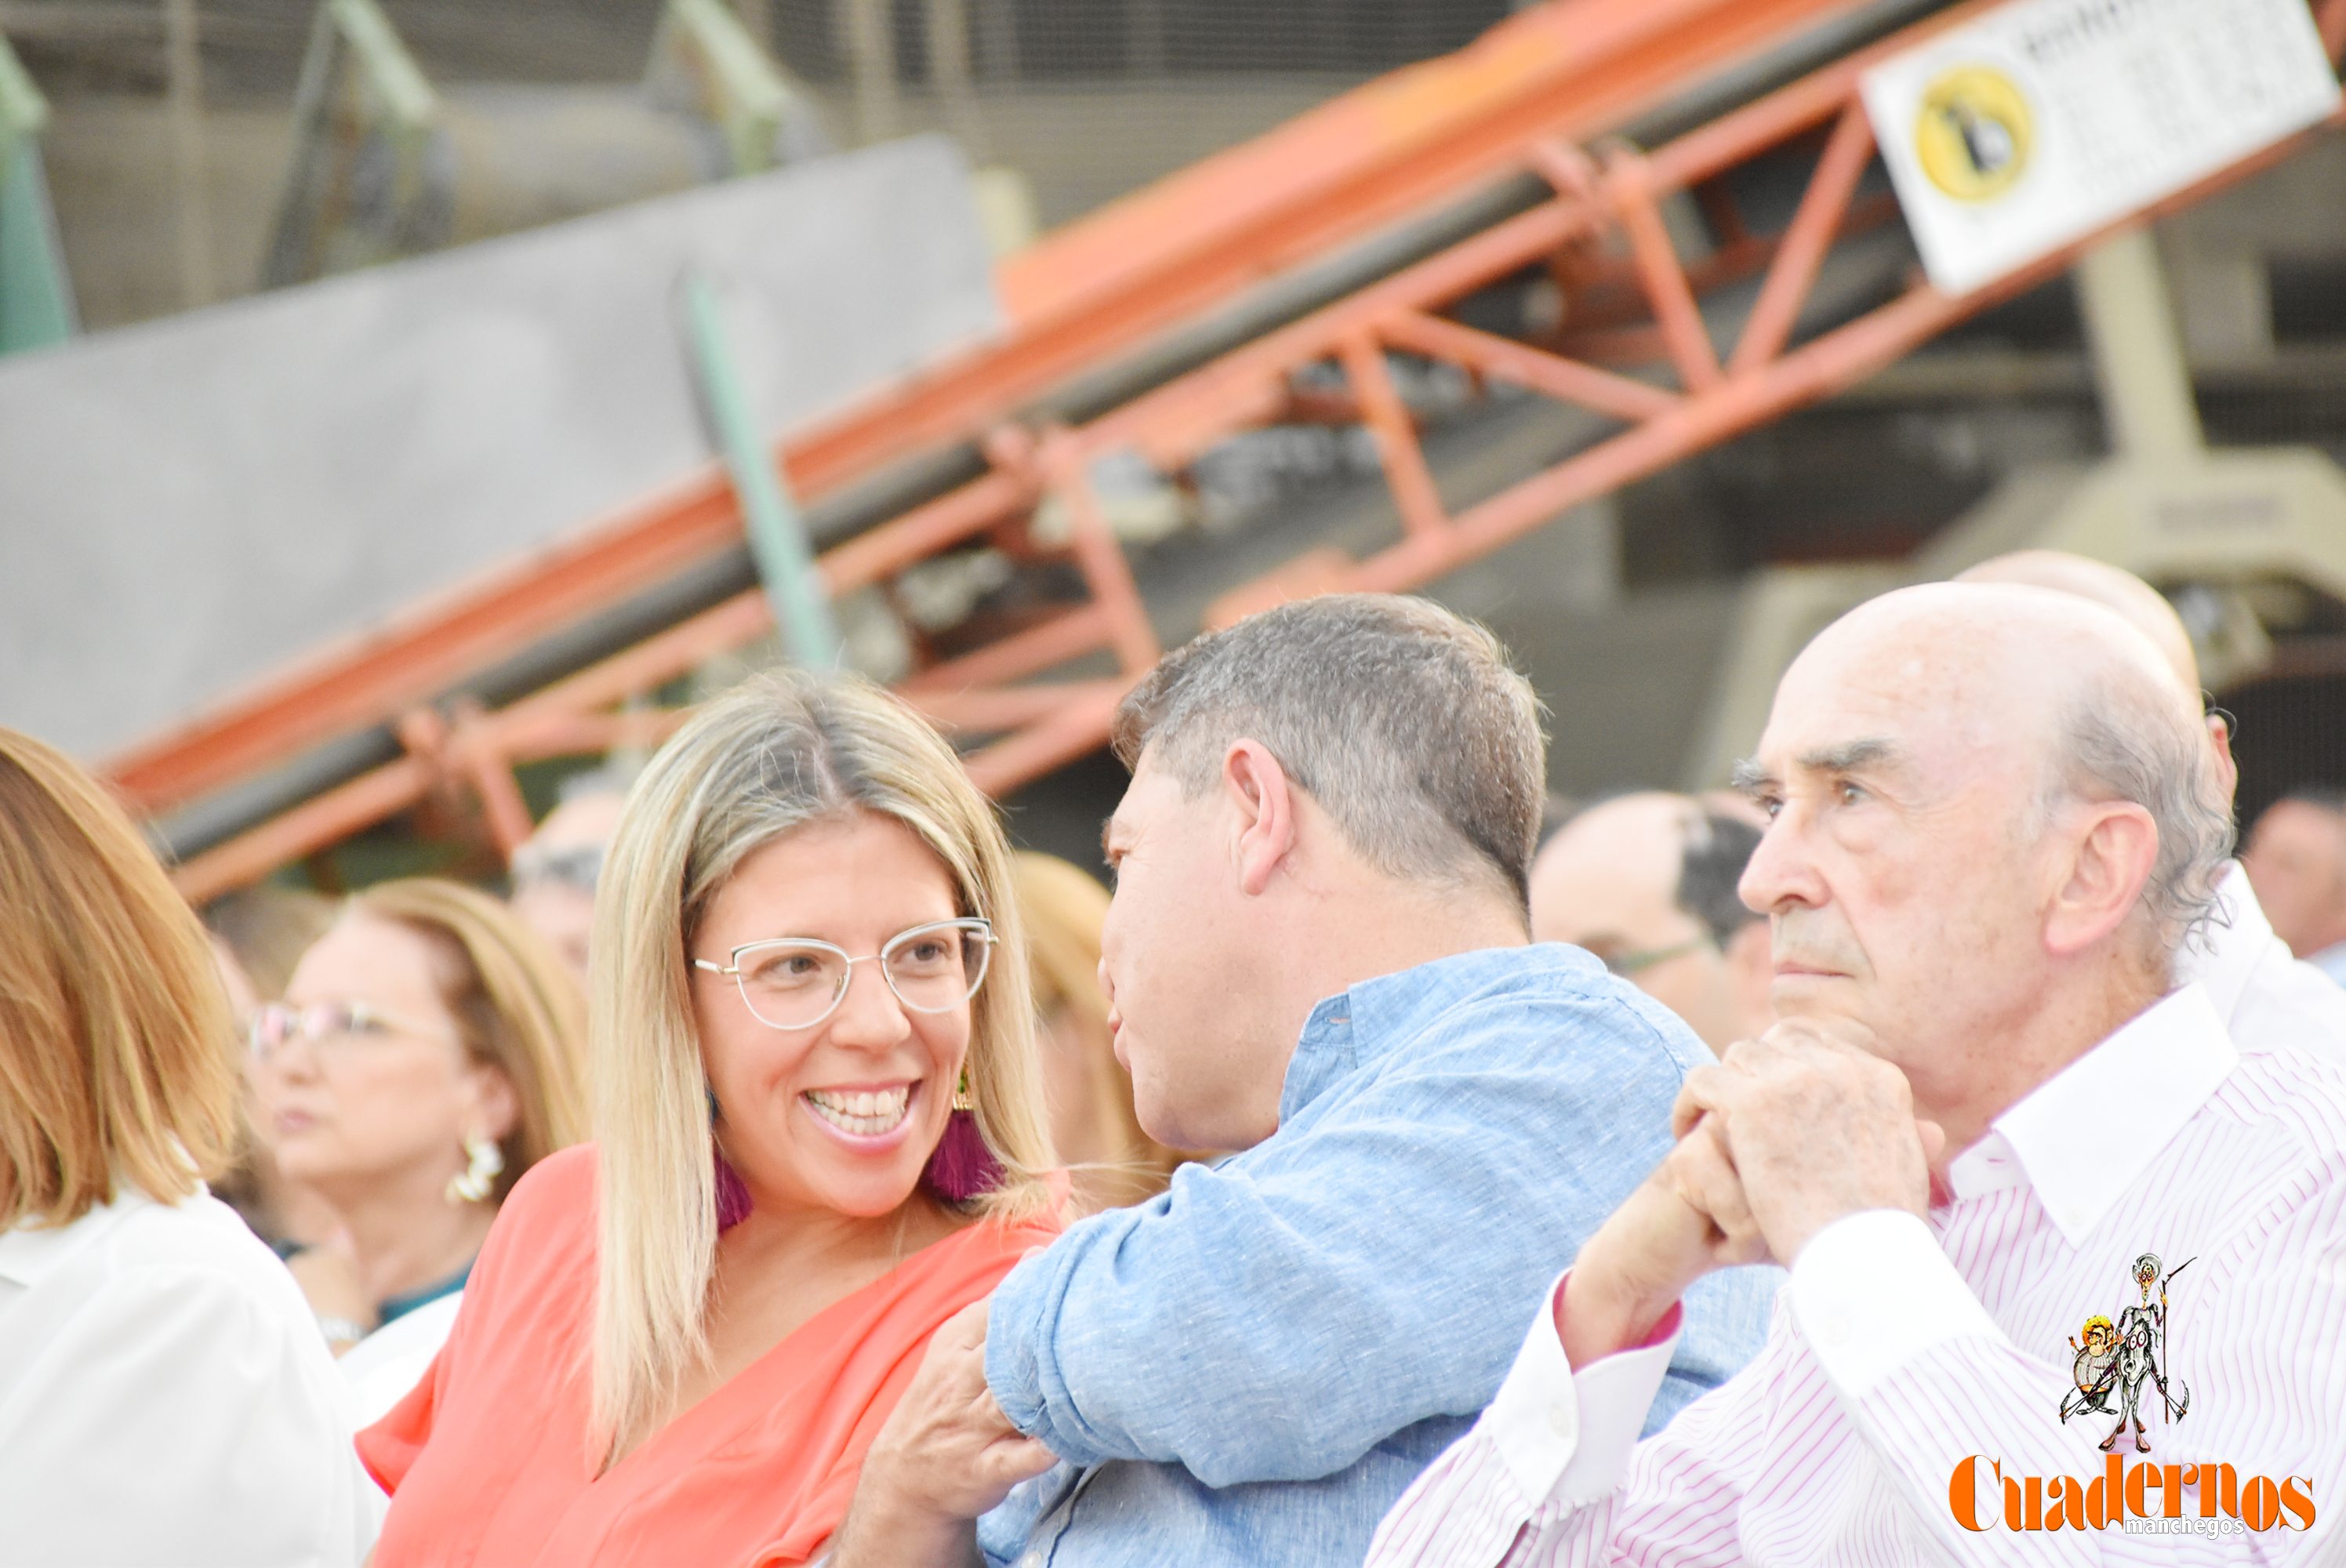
0, 728, 374, 1567
358, 671, 1060, 1568
250, 878, 587, 1421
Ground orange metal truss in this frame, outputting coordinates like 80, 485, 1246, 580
103, 0, 1895, 824
138, 0, 2346, 902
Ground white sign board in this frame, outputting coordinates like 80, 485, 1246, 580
1861, 0, 2342, 296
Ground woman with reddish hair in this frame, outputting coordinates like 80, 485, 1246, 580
0, 727, 372, 1566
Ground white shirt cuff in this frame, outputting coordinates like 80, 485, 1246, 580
1478, 1269, 1680, 1511
1789, 1209, 2003, 1399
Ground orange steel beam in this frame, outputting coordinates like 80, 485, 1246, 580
902, 680, 1130, 736
178, 759, 436, 900
1339, 334, 1451, 536
164, 0, 2346, 902
1607, 151, 1726, 394
898, 605, 1113, 696
494, 709, 688, 760
106, 0, 1886, 821
108, 478, 742, 816
961, 684, 1136, 798
1377, 310, 1680, 423
1043, 431, 1164, 675
1728, 103, 1876, 376
993, 0, 1882, 333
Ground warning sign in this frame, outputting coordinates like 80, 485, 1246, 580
1861, 0, 2342, 296
1913, 65, 2035, 201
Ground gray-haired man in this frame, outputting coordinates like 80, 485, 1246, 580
1367, 583, 2346, 1565
830, 593, 1776, 1568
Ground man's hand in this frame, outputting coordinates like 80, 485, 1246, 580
1678, 1019, 1944, 1266
1558, 1113, 1770, 1370
828, 1299, 1058, 1568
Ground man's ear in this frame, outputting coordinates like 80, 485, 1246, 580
1222, 740, 1299, 898
2046, 801, 2159, 957
2206, 712, 2240, 805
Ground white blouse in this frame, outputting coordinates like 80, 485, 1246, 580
339, 1289, 465, 1426
0, 1184, 379, 1567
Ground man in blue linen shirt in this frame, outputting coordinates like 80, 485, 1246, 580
829, 593, 1777, 1568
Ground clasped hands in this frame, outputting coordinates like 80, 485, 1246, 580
1560, 1018, 1945, 1368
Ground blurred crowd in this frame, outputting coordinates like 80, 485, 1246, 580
6, 550, 2346, 1567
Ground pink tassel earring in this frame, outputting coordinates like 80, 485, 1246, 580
922, 1069, 1003, 1203
710, 1086, 753, 1232
714, 1149, 754, 1231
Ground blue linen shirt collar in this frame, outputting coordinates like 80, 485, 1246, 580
1278, 945, 1574, 1122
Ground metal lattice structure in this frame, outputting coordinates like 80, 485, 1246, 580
84, 0, 2346, 902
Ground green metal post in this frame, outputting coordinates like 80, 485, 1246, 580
681, 270, 843, 669
262, 0, 442, 287
0, 33, 75, 355
653, 0, 793, 175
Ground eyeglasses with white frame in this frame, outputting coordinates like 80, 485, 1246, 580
692, 916, 997, 1032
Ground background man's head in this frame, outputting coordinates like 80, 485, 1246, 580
2242, 789, 2346, 961
1101, 593, 1545, 1150
1736, 583, 2232, 1147
509, 766, 633, 978
1529, 793, 1769, 1054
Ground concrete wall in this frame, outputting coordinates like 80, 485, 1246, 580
0, 136, 999, 762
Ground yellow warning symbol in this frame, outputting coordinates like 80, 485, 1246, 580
1915, 65, 2033, 202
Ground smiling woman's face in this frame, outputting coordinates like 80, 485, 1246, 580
691, 811, 971, 1221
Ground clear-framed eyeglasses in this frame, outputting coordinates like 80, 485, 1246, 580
692, 916, 997, 1032
247, 1000, 460, 1065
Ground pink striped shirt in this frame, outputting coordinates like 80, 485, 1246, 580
1367, 985, 2346, 1564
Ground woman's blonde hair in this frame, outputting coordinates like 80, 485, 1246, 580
340, 878, 590, 1200
0, 728, 238, 1228
1012, 852, 1186, 1210
590, 670, 1053, 1463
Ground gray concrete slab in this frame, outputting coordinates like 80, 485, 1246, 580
0, 135, 1000, 762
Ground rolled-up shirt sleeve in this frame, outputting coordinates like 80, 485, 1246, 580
982, 991, 1708, 1489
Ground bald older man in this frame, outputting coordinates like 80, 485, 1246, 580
1530, 795, 1770, 1056
1369, 584, 2346, 1565
1961, 550, 2346, 1056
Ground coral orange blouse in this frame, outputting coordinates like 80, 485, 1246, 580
358, 1145, 1060, 1568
